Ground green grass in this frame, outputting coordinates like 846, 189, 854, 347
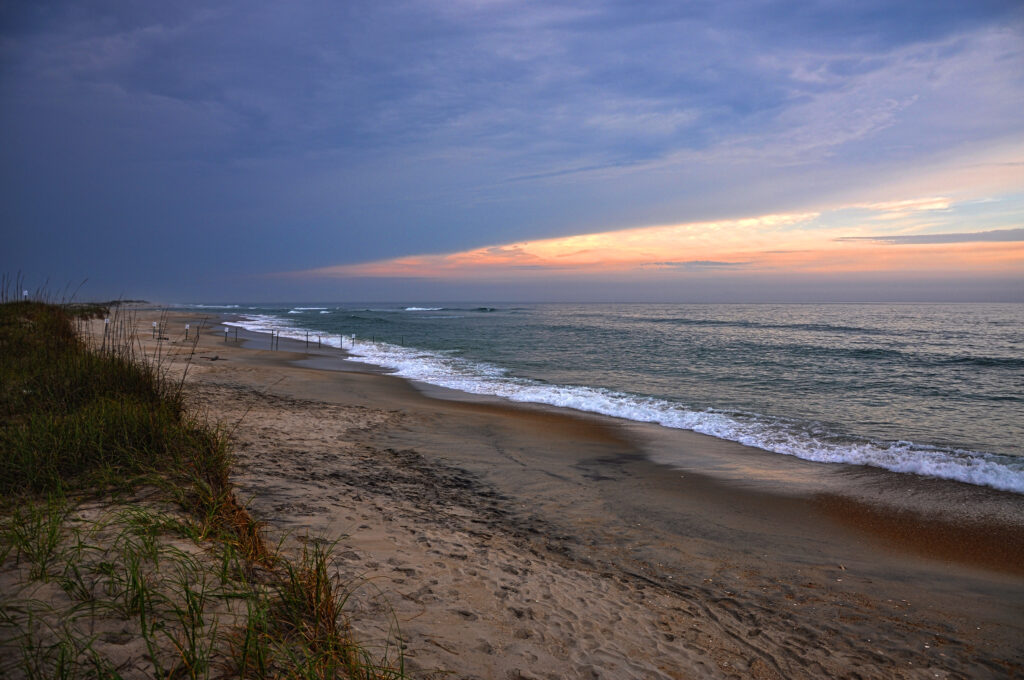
0, 299, 196, 496
0, 296, 407, 679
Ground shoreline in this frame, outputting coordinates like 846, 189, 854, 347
216, 309, 1024, 561
214, 303, 1024, 497
129, 308, 1023, 677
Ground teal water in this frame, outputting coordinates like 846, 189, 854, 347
192, 302, 1024, 493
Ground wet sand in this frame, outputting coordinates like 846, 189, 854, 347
129, 310, 1024, 678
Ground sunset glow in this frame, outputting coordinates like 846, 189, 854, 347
4, 1, 1022, 301
297, 197, 1024, 282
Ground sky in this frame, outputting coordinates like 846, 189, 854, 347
1, 0, 1023, 303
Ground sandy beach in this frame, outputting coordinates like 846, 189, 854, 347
122, 309, 1022, 679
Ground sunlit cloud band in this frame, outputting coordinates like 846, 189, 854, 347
289, 197, 1024, 281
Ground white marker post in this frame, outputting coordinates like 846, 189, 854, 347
22, 290, 28, 300
224, 327, 229, 343
152, 321, 157, 339
185, 323, 190, 340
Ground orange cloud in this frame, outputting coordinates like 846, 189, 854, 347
289, 203, 1024, 281
757, 242, 1024, 274
302, 212, 821, 277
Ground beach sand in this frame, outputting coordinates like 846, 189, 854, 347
106, 310, 1024, 678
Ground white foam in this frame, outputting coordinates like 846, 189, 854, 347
224, 314, 293, 334
342, 339, 1024, 494
181, 303, 241, 309
404, 307, 444, 311
225, 316, 346, 349
227, 315, 1024, 494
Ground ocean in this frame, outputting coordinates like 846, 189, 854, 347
196, 302, 1024, 494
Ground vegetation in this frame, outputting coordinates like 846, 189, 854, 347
0, 293, 405, 679
0, 299, 201, 497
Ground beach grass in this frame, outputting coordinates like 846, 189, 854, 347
0, 295, 406, 679
0, 298, 187, 496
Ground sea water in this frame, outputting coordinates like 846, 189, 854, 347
197, 303, 1024, 494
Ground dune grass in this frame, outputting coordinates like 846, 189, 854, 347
0, 298, 190, 497
0, 295, 406, 679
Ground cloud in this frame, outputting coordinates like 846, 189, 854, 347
279, 189, 1024, 288
288, 211, 820, 278
835, 227, 1024, 244
857, 197, 952, 212
643, 260, 753, 270
2, 1, 1023, 301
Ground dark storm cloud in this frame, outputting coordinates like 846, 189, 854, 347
1, 1, 1022, 300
